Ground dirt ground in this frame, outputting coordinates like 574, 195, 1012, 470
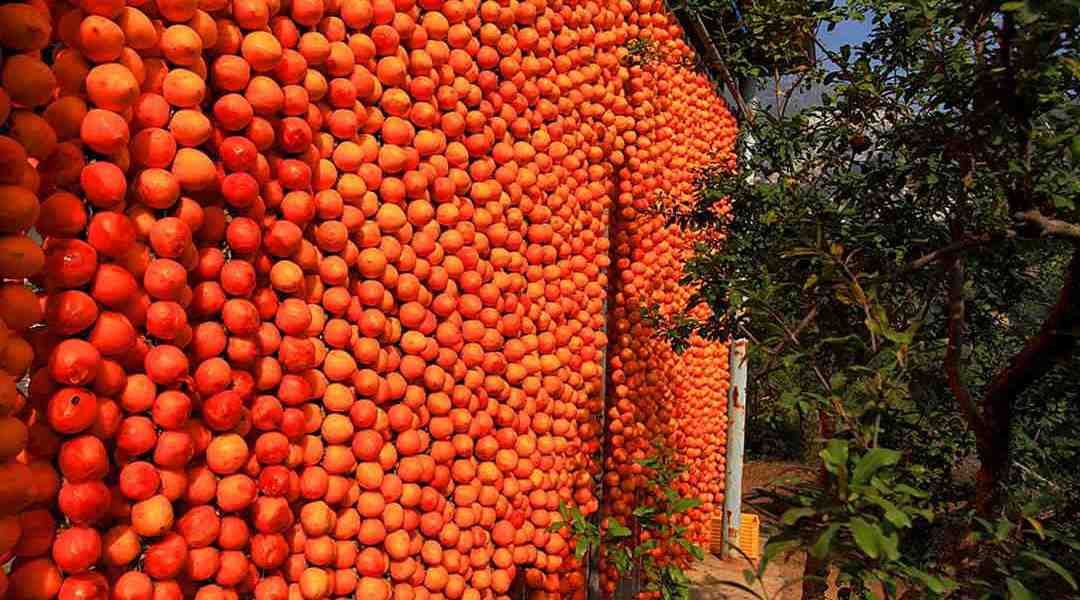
686, 461, 820, 600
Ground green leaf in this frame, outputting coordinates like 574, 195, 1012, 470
850, 518, 882, 559
1006, 578, 1038, 600
881, 530, 900, 562
852, 448, 901, 485
634, 506, 659, 519
810, 524, 841, 559
1001, 1, 1026, 10
1020, 551, 1078, 590
883, 507, 912, 529
1024, 516, 1045, 539
606, 518, 632, 538
925, 575, 948, 594
820, 439, 850, 474
781, 507, 816, 525
782, 247, 820, 259
671, 497, 703, 514
678, 539, 705, 561
996, 519, 1013, 541
893, 483, 929, 499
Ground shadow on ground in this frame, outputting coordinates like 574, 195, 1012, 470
687, 550, 804, 600
685, 461, 822, 600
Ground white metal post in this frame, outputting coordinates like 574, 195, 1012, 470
722, 339, 748, 559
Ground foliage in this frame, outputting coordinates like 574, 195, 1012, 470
648, 0, 1080, 597
724, 449, 1080, 600
721, 441, 950, 600
961, 507, 1080, 600
550, 502, 633, 563
552, 446, 705, 600
759, 442, 955, 598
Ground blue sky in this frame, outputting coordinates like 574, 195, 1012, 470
743, 12, 873, 111
818, 14, 874, 53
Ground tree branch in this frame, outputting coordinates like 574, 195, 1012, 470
974, 245, 1080, 514
790, 304, 819, 343
752, 305, 820, 386
983, 245, 1080, 424
943, 255, 987, 443
1014, 210, 1080, 241
902, 232, 1006, 274
778, 69, 811, 119
681, 10, 754, 125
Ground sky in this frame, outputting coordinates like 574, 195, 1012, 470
818, 13, 874, 54
745, 11, 874, 111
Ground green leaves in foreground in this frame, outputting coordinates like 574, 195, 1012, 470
748, 441, 940, 595
667, 0, 1080, 595
550, 446, 707, 600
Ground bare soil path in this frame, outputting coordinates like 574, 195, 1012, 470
686, 461, 822, 600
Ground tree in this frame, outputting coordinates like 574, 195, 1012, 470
655, 0, 1080, 596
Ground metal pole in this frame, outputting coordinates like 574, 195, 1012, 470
722, 339, 748, 559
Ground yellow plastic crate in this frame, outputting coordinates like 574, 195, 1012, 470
708, 513, 760, 560
738, 513, 761, 560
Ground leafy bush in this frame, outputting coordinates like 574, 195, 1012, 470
650, 0, 1080, 597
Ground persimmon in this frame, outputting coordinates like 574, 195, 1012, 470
80, 109, 129, 154
0, 185, 39, 235
8, 558, 62, 600
86, 63, 140, 111
0, 234, 44, 280
169, 109, 213, 147
162, 68, 206, 107
0, 4, 52, 51
80, 161, 128, 209
2, 54, 56, 108
161, 25, 204, 66
0, 1, 740, 597
86, 211, 136, 258
44, 239, 98, 290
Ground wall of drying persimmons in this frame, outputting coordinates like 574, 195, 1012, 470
0, 0, 736, 596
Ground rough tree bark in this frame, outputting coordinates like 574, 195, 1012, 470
973, 245, 1080, 515
943, 240, 1080, 518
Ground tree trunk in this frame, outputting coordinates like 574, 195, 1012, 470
973, 246, 1080, 516
800, 410, 835, 600
973, 427, 1010, 518
800, 553, 829, 600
